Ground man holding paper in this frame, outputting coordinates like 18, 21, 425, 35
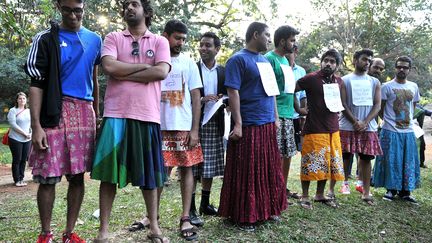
295, 49, 345, 209
339, 49, 382, 205
265, 25, 300, 204
189, 32, 226, 225
218, 22, 287, 231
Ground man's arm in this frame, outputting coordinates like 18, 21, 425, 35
227, 87, 242, 140
379, 100, 386, 119
185, 88, 202, 147
29, 86, 48, 150
92, 66, 100, 118
362, 83, 381, 126
101, 56, 151, 77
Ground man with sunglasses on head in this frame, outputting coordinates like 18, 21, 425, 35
25, 0, 101, 242
373, 56, 421, 205
90, 0, 171, 242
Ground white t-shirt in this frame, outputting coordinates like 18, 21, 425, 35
339, 73, 380, 132
160, 54, 203, 130
381, 79, 420, 133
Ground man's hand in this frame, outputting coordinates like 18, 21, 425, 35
354, 120, 367, 131
275, 119, 280, 130
299, 107, 308, 116
229, 124, 242, 141
32, 125, 48, 150
201, 95, 219, 103
185, 130, 200, 148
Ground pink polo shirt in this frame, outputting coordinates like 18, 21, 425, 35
101, 29, 171, 123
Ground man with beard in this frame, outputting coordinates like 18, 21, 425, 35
91, 0, 171, 242
24, 0, 101, 241
339, 49, 382, 205
373, 56, 421, 205
189, 32, 226, 226
159, 19, 203, 241
368, 58, 386, 81
295, 49, 345, 209
264, 25, 301, 204
218, 22, 287, 232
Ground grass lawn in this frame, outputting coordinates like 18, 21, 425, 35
0, 154, 431, 242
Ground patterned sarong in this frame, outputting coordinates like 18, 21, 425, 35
162, 131, 203, 167
301, 132, 344, 181
29, 97, 95, 178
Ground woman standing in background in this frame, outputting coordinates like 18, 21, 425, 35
7, 92, 31, 187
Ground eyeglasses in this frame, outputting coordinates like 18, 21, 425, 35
131, 41, 139, 56
60, 6, 84, 16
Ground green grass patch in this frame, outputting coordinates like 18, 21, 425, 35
0, 155, 431, 242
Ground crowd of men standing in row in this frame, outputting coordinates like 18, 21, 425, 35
24, 0, 423, 242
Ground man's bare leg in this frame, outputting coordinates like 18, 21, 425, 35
37, 184, 55, 233
96, 182, 116, 240
65, 173, 85, 233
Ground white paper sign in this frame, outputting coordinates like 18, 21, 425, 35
323, 83, 344, 112
161, 71, 182, 91
202, 96, 229, 126
280, 64, 296, 93
351, 79, 373, 106
413, 123, 424, 138
256, 62, 280, 96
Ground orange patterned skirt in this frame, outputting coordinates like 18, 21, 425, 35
162, 131, 203, 167
300, 132, 344, 181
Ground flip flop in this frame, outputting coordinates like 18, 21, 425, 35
314, 198, 339, 208
147, 233, 169, 243
128, 221, 148, 232
299, 200, 313, 210
361, 197, 375, 206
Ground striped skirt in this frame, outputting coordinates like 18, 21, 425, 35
91, 118, 166, 189
340, 130, 382, 155
218, 122, 287, 224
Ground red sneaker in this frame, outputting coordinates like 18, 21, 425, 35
62, 232, 86, 243
355, 184, 364, 193
37, 232, 53, 243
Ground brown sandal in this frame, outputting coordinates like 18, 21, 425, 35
179, 216, 199, 241
147, 233, 169, 243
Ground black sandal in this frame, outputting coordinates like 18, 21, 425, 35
179, 216, 199, 241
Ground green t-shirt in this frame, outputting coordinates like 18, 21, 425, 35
264, 51, 294, 118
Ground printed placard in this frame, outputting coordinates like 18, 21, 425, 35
323, 83, 344, 112
280, 64, 296, 93
351, 79, 373, 106
256, 62, 280, 96
161, 71, 182, 91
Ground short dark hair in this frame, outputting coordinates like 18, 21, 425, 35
353, 48, 373, 61
274, 25, 299, 47
163, 19, 188, 36
121, 0, 154, 27
321, 48, 342, 65
395, 56, 413, 68
245, 22, 268, 43
201, 32, 221, 48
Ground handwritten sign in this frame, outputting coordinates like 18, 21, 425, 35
161, 71, 182, 91
351, 79, 373, 106
256, 62, 280, 96
280, 64, 296, 93
202, 96, 229, 126
323, 83, 344, 112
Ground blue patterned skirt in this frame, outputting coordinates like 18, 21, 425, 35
373, 129, 420, 191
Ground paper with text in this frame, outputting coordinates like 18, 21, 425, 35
256, 62, 280, 96
351, 79, 373, 106
202, 96, 229, 126
323, 83, 344, 112
161, 71, 183, 91
280, 64, 296, 93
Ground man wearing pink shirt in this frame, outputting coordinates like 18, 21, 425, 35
91, 0, 171, 242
